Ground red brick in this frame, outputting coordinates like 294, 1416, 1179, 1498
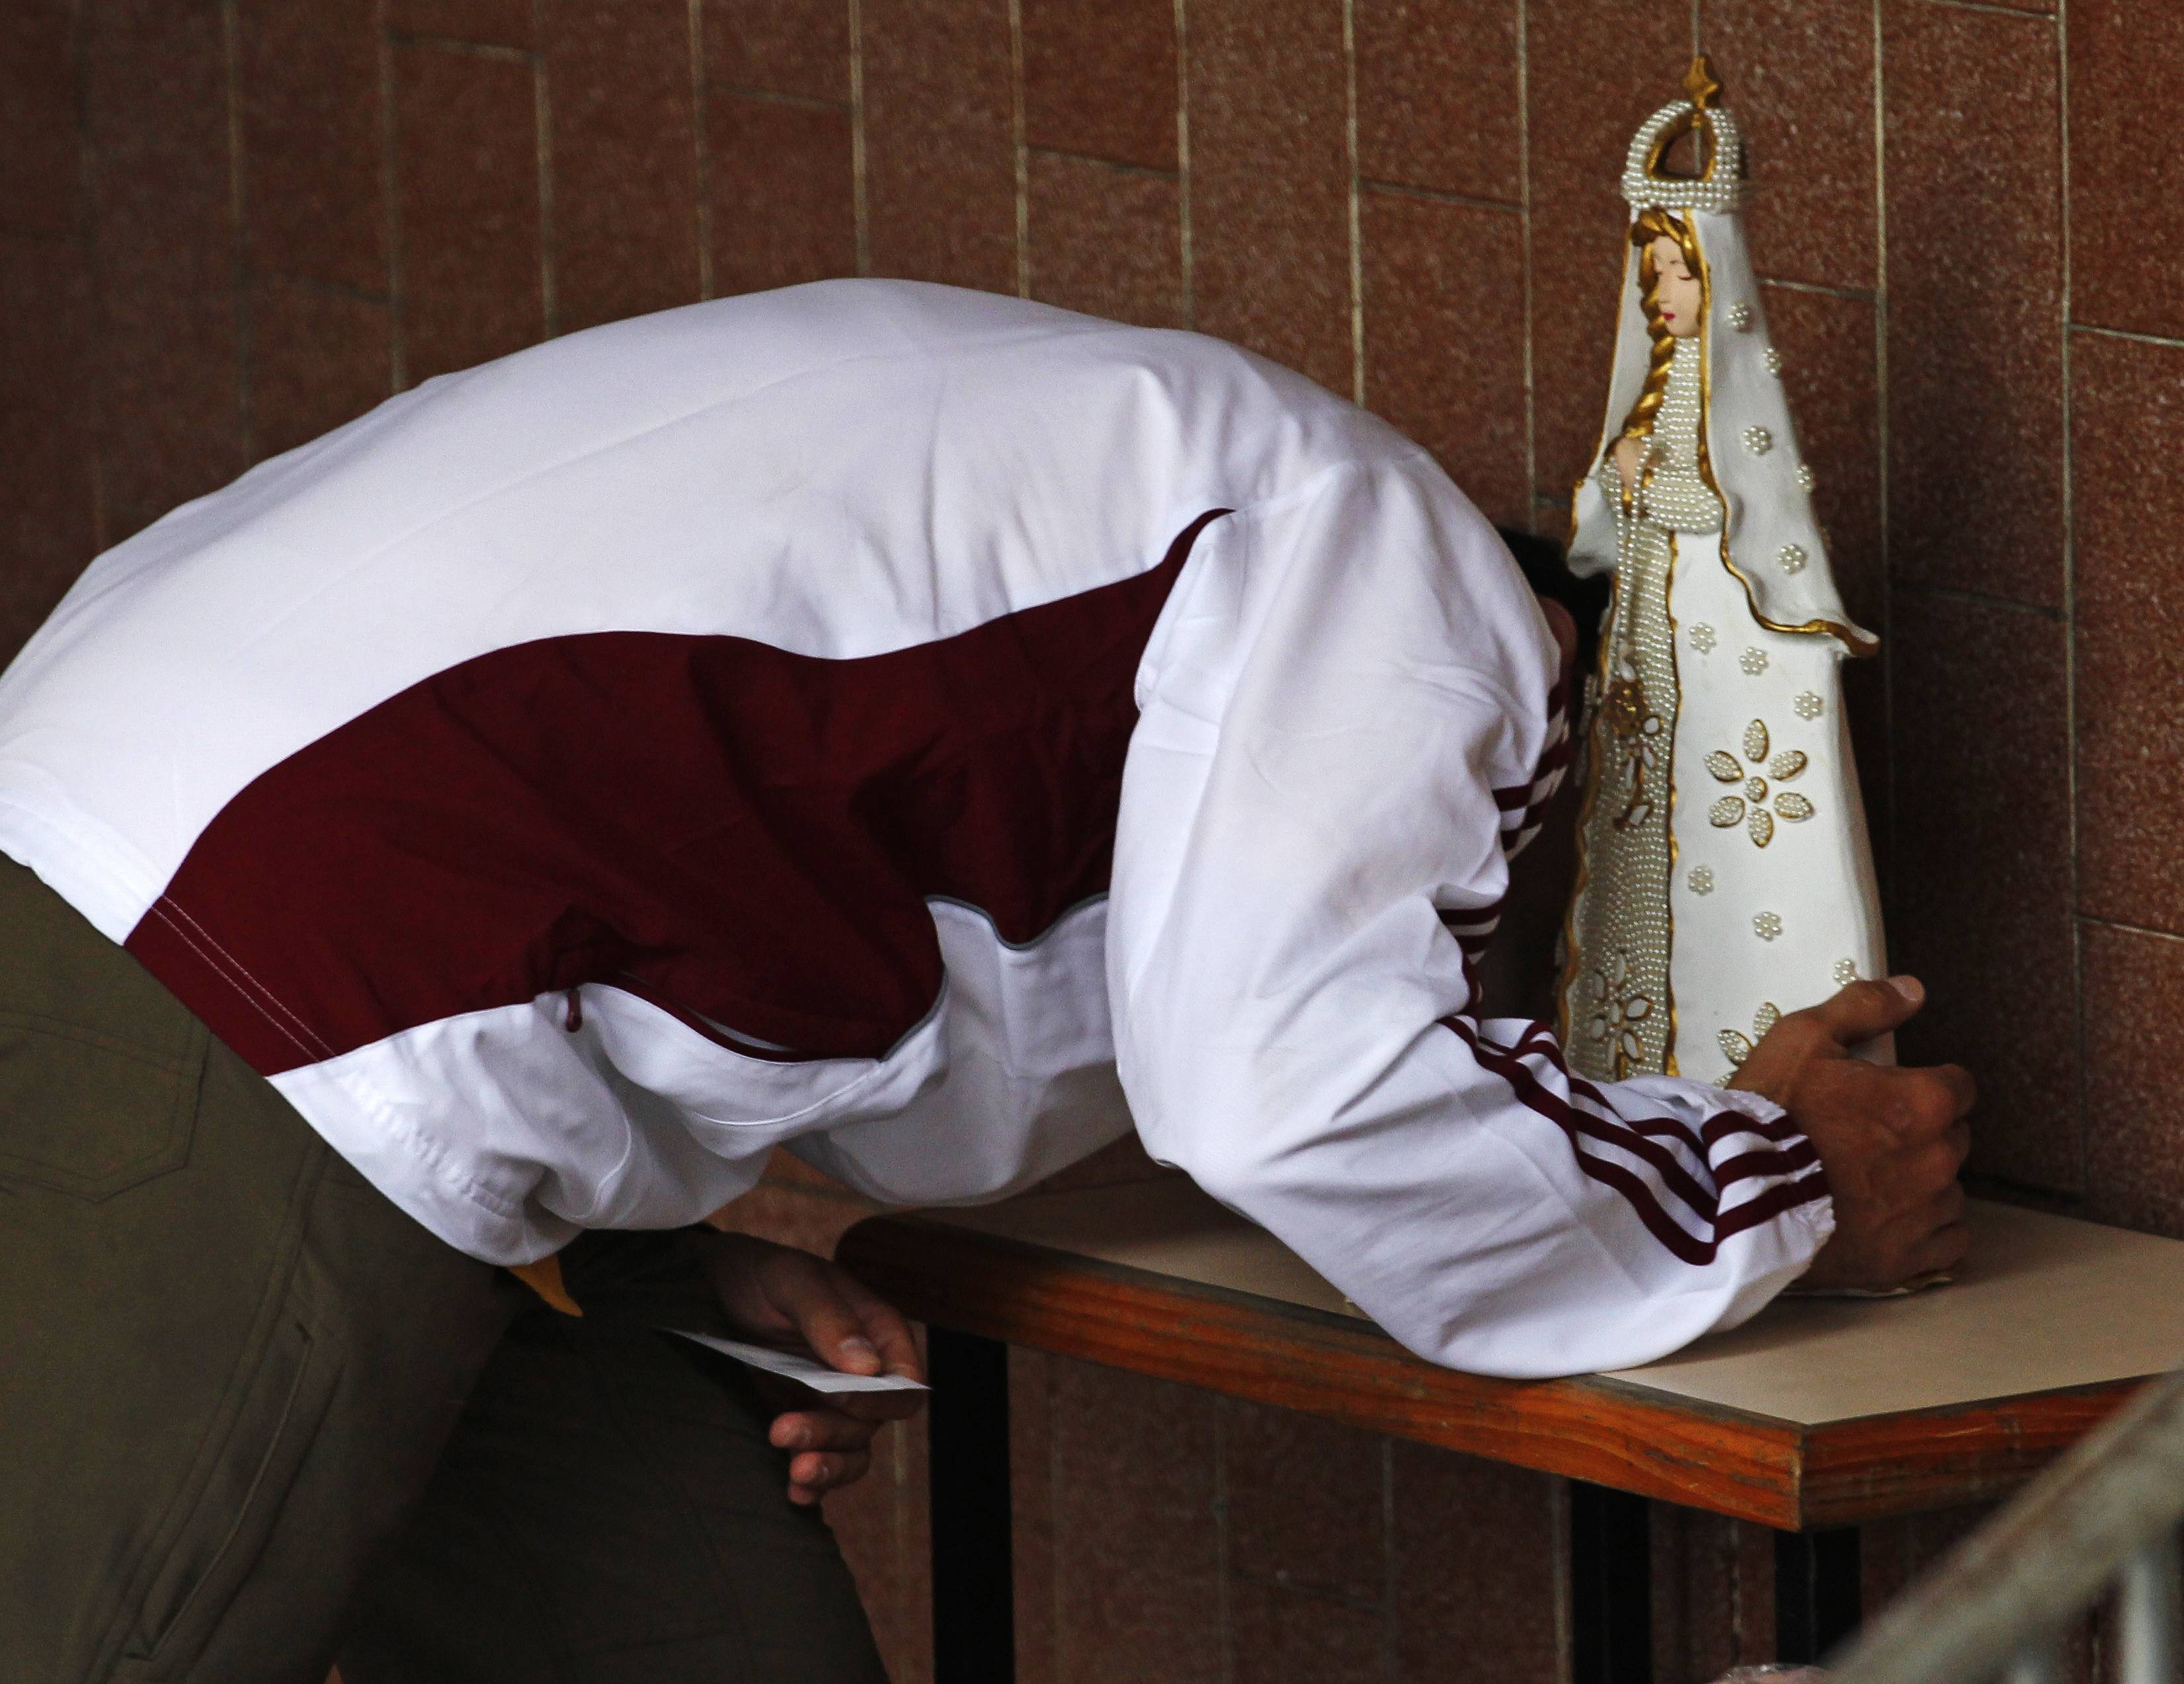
2082, 924, 2184, 1236
1703, 0, 1877, 291
827, 1409, 934, 1683
393, 40, 545, 383
705, 0, 851, 105
862, 0, 1018, 294
1888, 589, 2077, 1192
705, 95, 857, 296
1230, 1576, 1388, 1683
1523, 0, 1690, 503
237, 0, 385, 295
1881, 1, 2065, 608
1222, 1400, 1386, 1602
2072, 330, 2184, 933
387, 0, 534, 48
0, 236, 97, 659
82, 0, 245, 541
1020, 0, 1178, 171
1188, 0, 1352, 394
1048, 1359, 1223, 1681
0, 0, 80, 239
1008, 1347, 1057, 1682
1360, 189, 1527, 528
1352, 0, 1520, 204
1392, 1448, 1559, 1684
1763, 286, 1883, 629
1650, 1508, 1777, 1680
545, 0, 703, 332
248, 278, 392, 461
1026, 152, 1182, 329
2070, 7, 2184, 352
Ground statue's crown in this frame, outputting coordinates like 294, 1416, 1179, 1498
1620, 56, 1748, 216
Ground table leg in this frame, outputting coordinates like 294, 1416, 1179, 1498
1773, 1527, 1861, 1663
926, 1326, 1016, 1683
1569, 1481, 1654, 1684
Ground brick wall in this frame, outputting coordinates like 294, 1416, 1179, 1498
6, 0, 2183, 1678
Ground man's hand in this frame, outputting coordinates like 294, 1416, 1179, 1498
1728, 976, 1975, 1291
697, 1231, 926, 1505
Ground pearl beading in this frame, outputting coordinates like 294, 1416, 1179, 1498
1621, 99, 1750, 214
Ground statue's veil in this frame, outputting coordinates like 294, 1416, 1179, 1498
1565, 67, 1875, 654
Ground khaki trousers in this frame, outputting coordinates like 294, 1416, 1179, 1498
0, 860, 886, 1683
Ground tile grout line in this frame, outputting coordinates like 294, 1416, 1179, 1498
220, 0, 253, 466
67, 0, 107, 551
1906, 0, 2056, 18
848, 0, 870, 278
1516, 0, 1535, 520
385, 29, 534, 63
2054, 0, 2086, 1190
1759, 274, 1878, 303
1174, 0, 1193, 330
1357, 177, 1520, 215
2071, 321, 2184, 352
1873, 0, 1898, 928
532, 0, 556, 339
1894, 579, 2066, 619
1379, 1439, 1398, 1683
1007, 0, 1030, 300
380, 1, 406, 391
1024, 144, 1178, 180
717, 83, 846, 113
1213, 1401, 1234, 1684
1342, 0, 1365, 407
688, 0, 713, 301
1047, 1357, 1066, 1683
1550, 1478, 1574, 1683
2078, 914, 2184, 948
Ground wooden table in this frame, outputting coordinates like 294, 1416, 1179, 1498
838, 1180, 2184, 1682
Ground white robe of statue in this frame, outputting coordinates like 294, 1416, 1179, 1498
1557, 69, 1888, 1086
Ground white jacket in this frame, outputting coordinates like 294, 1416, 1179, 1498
0, 280, 1829, 1377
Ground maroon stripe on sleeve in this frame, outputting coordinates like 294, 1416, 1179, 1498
128, 512, 1229, 1076
1441, 1014, 1832, 1265
1713, 1138, 1820, 1189
1485, 1020, 1709, 1158
1715, 1167, 1831, 1240
1701, 1106, 1805, 1149
1451, 1021, 1719, 1223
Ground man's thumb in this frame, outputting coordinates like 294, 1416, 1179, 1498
1806, 975, 1924, 1046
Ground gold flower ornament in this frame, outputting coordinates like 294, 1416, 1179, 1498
1704, 719, 1814, 847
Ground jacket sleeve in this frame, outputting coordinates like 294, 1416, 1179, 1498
1106, 455, 1833, 1379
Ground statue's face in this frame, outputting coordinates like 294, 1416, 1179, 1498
1649, 235, 1703, 339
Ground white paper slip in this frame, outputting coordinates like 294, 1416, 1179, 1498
670, 1329, 929, 1393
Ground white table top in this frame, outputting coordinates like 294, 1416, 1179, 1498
918, 1178, 2184, 1425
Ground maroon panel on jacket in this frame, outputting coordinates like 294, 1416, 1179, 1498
128, 514, 1227, 1076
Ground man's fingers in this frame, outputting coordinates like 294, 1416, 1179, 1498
832, 1271, 926, 1381
1880, 1063, 1976, 1143
788, 1449, 871, 1504
1908, 1219, 1970, 1279
764, 1256, 883, 1375
829, 1386, 928, 1424
771, 1408, 883, 1454
1802, 976, 1927, 1049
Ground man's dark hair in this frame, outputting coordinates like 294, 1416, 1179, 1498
1494, 524, 1609, 682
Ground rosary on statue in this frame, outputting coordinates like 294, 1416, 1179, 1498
1556, 56, 1889, 1086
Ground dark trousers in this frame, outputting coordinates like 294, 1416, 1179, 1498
0, 860, 887, 1683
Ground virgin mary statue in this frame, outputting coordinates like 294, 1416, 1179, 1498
1557, 59, 1887, 1086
